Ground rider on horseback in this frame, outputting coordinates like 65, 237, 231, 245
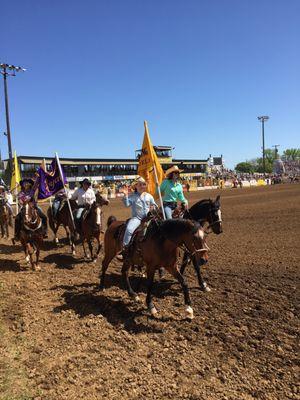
14, 178, 48, 241
0, 185, 13, 226
71, 178, 95, 231
120, 177, 157, 258
52, 187, 70, 219
160, 165, 188, 219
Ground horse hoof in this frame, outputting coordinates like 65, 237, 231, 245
72, 251, 76, 256
25, 255, 30, 263
55, 238, 59, 245
134, 295, 141, 303
201, 282, 211, 292
185, 306, 194, 320
93, 258, 98, 263
150, 306, 158, 317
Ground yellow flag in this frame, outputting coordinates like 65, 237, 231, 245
10, 151, 21, 191
137, 121, 165, 196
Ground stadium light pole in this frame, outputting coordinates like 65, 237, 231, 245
257, 116, 269, 174
0, 63, 26, 180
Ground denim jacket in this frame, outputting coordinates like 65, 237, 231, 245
123, 192, 157, 220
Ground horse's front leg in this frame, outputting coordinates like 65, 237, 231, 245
5, 221, 9, 239
34, 243, 41, 271
122, 261, 140, 302
193, 258, 211, 292
88, 238, 94, 261
179, 251, 190, 275
94, 235, 101, 262
146, 268, 158, 316
169, 268, 194, 320
82, 238, 90, 260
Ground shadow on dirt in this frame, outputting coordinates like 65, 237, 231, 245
0, 242, 22, 254
43, 253, 83, 269
53, 290, 163, 334
0, 258, 20, 272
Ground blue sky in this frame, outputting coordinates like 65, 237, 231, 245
1, 0, 299, 168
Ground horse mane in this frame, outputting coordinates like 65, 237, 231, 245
158, 219, 200, 241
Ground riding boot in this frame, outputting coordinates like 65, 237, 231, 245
117, 245, 130, 261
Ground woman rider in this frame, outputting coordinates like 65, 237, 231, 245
14, 178, 48, 241
120, 177, 157, 255
160, 165, 188, 219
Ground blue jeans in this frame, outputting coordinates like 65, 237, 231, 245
52, 199, 60, 217
163, 202, 177, 220
123, 217, 141, 246
75, 207, 85, 220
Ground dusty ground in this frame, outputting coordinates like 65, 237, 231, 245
0, 184, 299, 400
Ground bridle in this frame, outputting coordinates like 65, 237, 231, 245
23, 203, 42, 231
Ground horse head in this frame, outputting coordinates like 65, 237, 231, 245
95, 192, 110, 207
187, 195, 222, 234
159, 219, 209, 265
22, 202, 42, 230
208, 195, 222, 234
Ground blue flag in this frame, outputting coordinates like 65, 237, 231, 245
36, 158, 67, 199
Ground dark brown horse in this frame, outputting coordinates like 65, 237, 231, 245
178, 195, 223, 291
48, 198, 78, 252
100, 218, 208, 319
80, 192, 109, 261
19, 202, 44, 271
0, 198, 10, 238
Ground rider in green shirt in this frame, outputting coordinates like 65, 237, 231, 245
160, 165, 188, 219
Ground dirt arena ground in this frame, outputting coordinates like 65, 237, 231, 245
0, 184, 299, 400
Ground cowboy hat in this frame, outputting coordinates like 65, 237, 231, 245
165, 165, 184, 177
20, 178, 34, 187
80, 178, 92, 186
131, 176, 146, 189
0, 185, 5, 189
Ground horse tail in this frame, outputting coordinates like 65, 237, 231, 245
107, 215, 117, 227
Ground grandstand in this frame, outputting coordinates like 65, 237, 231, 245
4, 146, 210, 188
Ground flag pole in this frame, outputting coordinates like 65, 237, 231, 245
153, 165, 166, 220
55, 152, 76, 230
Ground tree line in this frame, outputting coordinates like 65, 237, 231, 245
235, 148, 300, 174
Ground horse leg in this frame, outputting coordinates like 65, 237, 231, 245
99, 251, 114, 290
193, 258, 211, 292
82, 238, 90, 260
122, 261, 139, 301
146, 268, 158, 316
88, 238, 94, 261
34, 244, 41, 271
168, 268, 194, 320
179, 251, 190, 275
94, 236, 102, 262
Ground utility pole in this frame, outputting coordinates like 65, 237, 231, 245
0, 63, 26, 181
257, 116, 269, 174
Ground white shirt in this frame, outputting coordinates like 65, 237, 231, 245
71, 187, 96, 206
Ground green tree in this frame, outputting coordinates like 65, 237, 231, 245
235, 162, 254, 173
283, 148, 300, 161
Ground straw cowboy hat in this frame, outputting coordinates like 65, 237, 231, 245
165, 165, 184, 177
131, 176, 146, 189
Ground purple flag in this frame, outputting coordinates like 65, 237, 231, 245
36, 158, 67, 199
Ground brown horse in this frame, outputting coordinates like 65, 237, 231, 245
19, 202, 44, 271
80, 192, 109, 261
48, 198, 78, 253
100, 218, 208, 319
0, 198, 10, 238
